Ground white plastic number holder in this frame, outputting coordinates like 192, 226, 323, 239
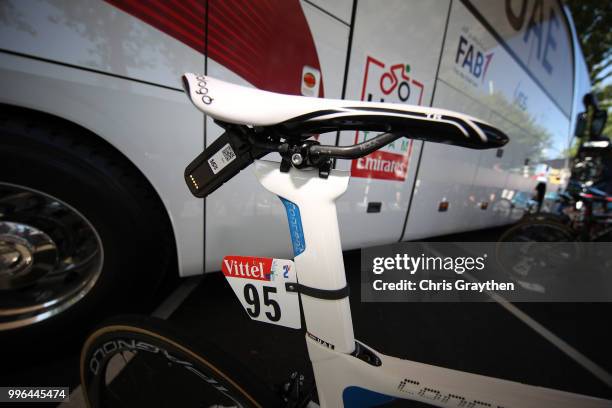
222, 256, 301, 329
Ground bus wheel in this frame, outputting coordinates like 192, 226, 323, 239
0, 110, 174, 350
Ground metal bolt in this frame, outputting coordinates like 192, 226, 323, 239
291, 153, 303, 166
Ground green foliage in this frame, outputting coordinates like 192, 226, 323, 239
595, 84, 612, 138
566, 0, 612, 86
481, 90, 553, 164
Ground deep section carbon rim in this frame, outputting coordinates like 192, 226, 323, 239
81, 321, 268, 408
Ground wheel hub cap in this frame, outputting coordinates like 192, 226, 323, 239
0, 221, 58, 289
0, 183, 103, 330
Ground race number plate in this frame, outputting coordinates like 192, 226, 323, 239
222, 256, 301, 329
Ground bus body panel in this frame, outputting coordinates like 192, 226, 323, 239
0, 0, 587, 275
0, 0, 206, 276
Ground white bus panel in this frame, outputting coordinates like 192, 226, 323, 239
0, 0, 590, 337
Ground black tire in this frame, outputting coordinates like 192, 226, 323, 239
592, 226, 612, 242
519, 212, 571, 225
81, 315, 280, 408
496, 220, 579, 295
0, 108, 174, 347
498, 219, 576, 243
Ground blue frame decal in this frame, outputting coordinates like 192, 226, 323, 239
342, 386, 395, 407
279, 197, 306, 256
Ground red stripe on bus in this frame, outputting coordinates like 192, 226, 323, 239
105, 0, 323, 97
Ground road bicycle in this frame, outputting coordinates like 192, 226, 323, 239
502, 133, 612, 242
80, 74, 612, 407
515, 137, 612, 231
500, 182, 612, 244
495, 182, 612, 297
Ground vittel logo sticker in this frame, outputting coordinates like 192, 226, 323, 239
222, 256, 273, 281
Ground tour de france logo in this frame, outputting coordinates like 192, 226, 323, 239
351, 56, 425, 182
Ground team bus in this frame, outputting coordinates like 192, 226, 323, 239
0, 0, 592, 338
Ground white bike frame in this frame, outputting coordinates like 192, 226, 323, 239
254, 159, 611, 408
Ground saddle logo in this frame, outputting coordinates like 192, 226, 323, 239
351, 56, 423, 181
195, 75, 214, 105
454, 34, 494, 85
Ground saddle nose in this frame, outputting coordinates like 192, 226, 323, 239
182, 73, 215, 114
477, 122, 509, 149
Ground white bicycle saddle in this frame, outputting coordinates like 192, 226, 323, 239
182, 73, 508, 149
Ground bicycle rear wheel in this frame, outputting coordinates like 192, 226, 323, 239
80, 315, 280, 408
519, 212, 571, 225
496, 221, 579, 295
498, 219, 576, 242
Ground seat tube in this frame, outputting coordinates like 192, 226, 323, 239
253, 160, 355, 353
